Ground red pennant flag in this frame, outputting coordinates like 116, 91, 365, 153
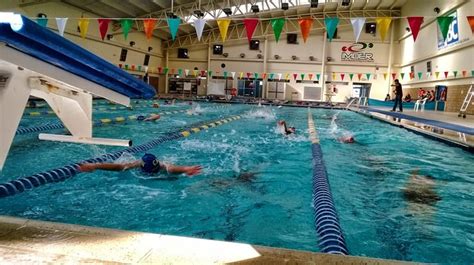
407, 17, 424, 42
201, 70, 206, 76
467, 16, 474, 34
340, 73, 345, 80
293, 73, 298, 80
158, 67, 162, 73
308, 74, 313, 80
444, 71, 449, 78
246, 72, 251, 79
131, 65, 135, 71
262, 73, 267, 79
171, 68, 176, 74
143, 18, 157, 40
243, 19, 259, 42
409, 72, 415, 79
98, 19, 111, 40
392, 73, 397, 80
298, 18, 313, 43
462, 70, 467, 77
357, 73, 362, 80
118, 64, 122, 68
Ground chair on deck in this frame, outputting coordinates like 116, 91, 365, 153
414, 98, 428, 112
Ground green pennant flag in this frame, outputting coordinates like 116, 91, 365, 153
400, 72, 405, 79
167, 18, 181, 40
472, 70, 474, 77
178, 68, 183, 76
36, 17, 48, 27
349, 73, 354, 80
138, 65, 142, 71
125, 64, 129, 70
164, 67, 169, 74
224, 71, 228, 78
366, 73, 371, 80
120, 19, 133, 40
417, 72, 423, 80
254, 72, 259, 79
437, 16, 454, 41
301, 74, 305, 80
453, 71, 458, 77
208, 70, 213, 77
324, 17, 340, 42
269, 73, 274, 79
316, 73, 321, 80
271, 18, 285, 43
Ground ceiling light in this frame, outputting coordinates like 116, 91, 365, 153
223, 8, 232, 16
194, 10, 204, 17
341, 0, 350, 6
310, 0, 318, 8
251, 5, 259, 13
281, 3, 289, 10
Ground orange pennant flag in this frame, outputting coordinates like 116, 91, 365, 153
143, 19, 157, 40
308, 74, 313, 80
357, 73, 362, 80
298, 18, 313, 43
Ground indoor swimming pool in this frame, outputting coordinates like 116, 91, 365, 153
0, 101, 472, 264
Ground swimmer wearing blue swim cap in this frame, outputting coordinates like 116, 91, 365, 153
78, 153, 201, 177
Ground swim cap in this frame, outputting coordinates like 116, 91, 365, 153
141, 153, 161, 174
137, 115, 145, 121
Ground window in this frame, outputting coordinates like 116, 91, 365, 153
119, 49, 128, 62
143, 54, 150, 66
426, 61, 432, 73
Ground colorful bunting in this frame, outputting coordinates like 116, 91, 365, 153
243, 19, 259, 42
285, 73, 290, 80
98, 19, 111, 40
376, 17, 392, 42
253, 72, 258, 79
417, 72, 423, 80
269, 73, 275, 79
125, 64, 129, 70
383, 73, 387, 80
316, 73, 320, 80
301, 74, 305, 80
293, 73, 298, 80
231, 72, 236, 79
357, 73, 362, 80
120, 19, 133, 40
36, 17, 48, 27
350, 18, 366, 43
55, 18, 68, 37
407, 17, 424, 42
262, 73, 267, 79
277, 73, 282, 80
437, 16, 454, 41
472, 70, 474, 77
271, 18, 285, 42
185, 69, 190, 76
193, 69, 198, 77
392, 73, 397, 80
208, 70, 213, 77
178, 68, 183, 76
462, 70, 467, 77
426, 72, 431, 78
144, 18, 157, 40
167, 18, 181, 40
325, 17, 339, 42
400, 73, 405, 80
467, 16, 474, 34
223, 71, 228, 78
217, 19, 231, 42
193, 18, 206, 41
201, 70, 206, 77
137, 65, 142, 71
340, 73, 345, 80
453, 71, 458, 78
435, 71, 440, 79
298, 18, 313, 43
366, 73, 371, 80
349, 73, 354, 80
409, 72, 414, 79
171, 68, 175, 74
158, 67, 162, 73
332, 72, 336, 80
131, 65, 135, 71
308, 74, 313, 80
78, 18, 90, 39
444, 71, 449, 78
239, 72, 244, 79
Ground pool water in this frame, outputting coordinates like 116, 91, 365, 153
0, 101, 473, 264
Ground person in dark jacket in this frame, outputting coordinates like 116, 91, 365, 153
391, 79, 403, 112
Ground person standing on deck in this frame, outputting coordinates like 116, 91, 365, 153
391, 79, 403, 112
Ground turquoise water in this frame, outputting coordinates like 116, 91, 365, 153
1, 101, 473, 264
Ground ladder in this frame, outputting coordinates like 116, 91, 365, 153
345, 97, 358, 109
458, 85, 473, 119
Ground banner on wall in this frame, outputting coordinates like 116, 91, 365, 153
341, 42, 374, 62
437, 11, 459, 49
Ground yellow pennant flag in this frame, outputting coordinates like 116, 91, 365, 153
435, 71, 440, 79
376, 17, 392, 42
78, 18, 90, 39
239, 72, 244, 79
332, 72, 336, 80
285, 73, 290, 80
217, 19, 231, 42
193, 69, 198, 77
383, 73, 388, 80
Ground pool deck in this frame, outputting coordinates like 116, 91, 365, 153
0, 215, 415, 264
353, 106, 474, 151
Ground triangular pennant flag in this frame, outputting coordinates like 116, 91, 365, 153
208, 70, 213, 77
407, 17, 424, 42
201, 70, 206, 76
223, 71, 228, 78
158, 67, 162, 73
193, 69, 198, 77
193, 18, 206, 41
185, 69, 190, 76
316, 73, 321, 80
349, 73, 354, 80
462, 70, 467, 77
332, 72, 336, 80
298, 18, 313, 43
418, 72, 423, 80
376, 17, 392, 42
118, 64, 122, 68
36, 17, 48, 27
271, 18, 285, 42
325, 17, 340, 42
269, 73, 275, 79
231, 72, 236, 79
453, 71, 458, 78
121, 19, 133, 40
383, 73, 388, 80
472, 70, 474, 77
171, 68, 176, 74
167, 18, 181, 40
409, 72, 414, 79
138, 65, 142, 71
437, 16, 454, 40
467, 16, 474, 34
293, 73, 298, 80
217, 19, 231, 42
308, 74, 313, 80
262, 73, 267, 79
400, 73, 405, 80
131, 65, 135, 71
98, 19, 111, 40
426, 72, 431, 78
340, 73, 345, 80
277, 73, 282, 80
144, 18, 157, 40
178, 68, 183, 76
243, 19, 259, 42
78, 18, 90, 39
350, 18, 366, 43
435, 71, 440, 79
444, 71, 449, 78
55, 18, 68, 36
301, 74, 305, 80
125, 64, 129, 70
254, 72, 259, 79
240, 72, 244, 79
357, 73, 362, 80
285, 73, 290, 80
366, 73, 371, 80
164, 67, 169, 74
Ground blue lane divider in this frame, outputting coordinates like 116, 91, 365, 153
307, 111, 349, 255
0, 115, 242, 198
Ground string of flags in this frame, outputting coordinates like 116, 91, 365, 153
36, 15, 474, 43
120, 64, 474, 82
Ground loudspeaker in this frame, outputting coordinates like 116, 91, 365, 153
249, 40, 260, 50
365, 22, 376, 34
213, 44, 223, 55
287, 33, 298, 44
178, 48, 189, 58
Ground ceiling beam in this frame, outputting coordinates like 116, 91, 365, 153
99, 0, 138, 17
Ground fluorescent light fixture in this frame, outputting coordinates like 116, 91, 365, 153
0, 12, 24, 31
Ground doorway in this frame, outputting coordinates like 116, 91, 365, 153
352, 83, 371, 98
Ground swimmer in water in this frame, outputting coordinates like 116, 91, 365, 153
277, 120, 296, 135
337, 135, 355, 143
402, 170, 441, 206
78, 153, 202, 177
137, 114, 161, 122
152, 103, 160, 108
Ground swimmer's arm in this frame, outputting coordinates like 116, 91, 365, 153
78, 160, 142, 172
162, 163, 202, 176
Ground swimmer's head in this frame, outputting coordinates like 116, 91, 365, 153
137, 115, 145, 121
289, 127, 296, 133
347, 136, 355, 143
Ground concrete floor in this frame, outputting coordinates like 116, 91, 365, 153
0, 216, 415, 264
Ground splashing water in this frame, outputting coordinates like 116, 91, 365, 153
245, 107, 276, 120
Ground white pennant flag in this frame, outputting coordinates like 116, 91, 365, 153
277, 73, 282, 80
185, 69, 190, 76
193, 18, 206, 41
231, 72, 236, 79
426, 72, 431, 78
350, 18, 366, 43
55, 18, 68, 37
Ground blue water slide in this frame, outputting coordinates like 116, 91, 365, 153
0, 14, 155, 99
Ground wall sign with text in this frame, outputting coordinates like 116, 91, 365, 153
437, 11, 460, 49
341, 42, 374, 62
